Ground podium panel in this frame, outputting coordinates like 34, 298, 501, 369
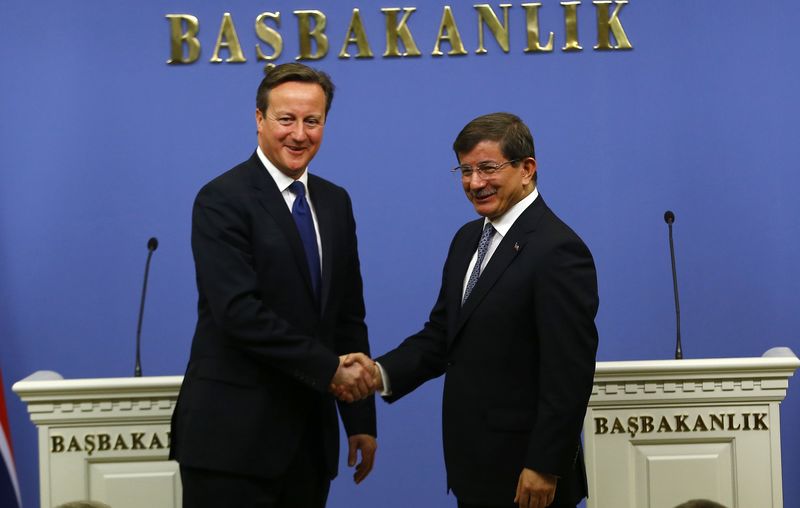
88, 461, 180, 508
585, 347, 799, 508
635, 440, 735, 507
13, 348, 799, 508
13, 372, 182, 508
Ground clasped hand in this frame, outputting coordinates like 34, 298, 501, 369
329, 353, 382, 402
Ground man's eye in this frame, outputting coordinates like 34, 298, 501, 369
477, 164, 499, 172
277, 117, 293, 125
304, 118, 321, 127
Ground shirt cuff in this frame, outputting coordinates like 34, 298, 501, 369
375, 361, 392, 396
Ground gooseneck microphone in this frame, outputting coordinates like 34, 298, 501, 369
663, 211, 682, 359
135, 237, 159, 377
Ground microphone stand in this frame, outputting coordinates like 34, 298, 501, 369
135, 238, 158, 377
664, 212, 682, 359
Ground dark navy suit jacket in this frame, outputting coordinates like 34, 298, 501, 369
170, 152, 375, 479
377, 196, 598, 506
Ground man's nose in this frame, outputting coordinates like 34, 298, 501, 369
468, 172, 486, 189
290, 121, 308, 141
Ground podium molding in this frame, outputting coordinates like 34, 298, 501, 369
13, 347, 799, 508
585, 347, 799, 508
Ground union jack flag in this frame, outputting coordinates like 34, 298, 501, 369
0, 367, 22, 508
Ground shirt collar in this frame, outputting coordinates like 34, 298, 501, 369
257, 146, 309, 192
484, 187, 539, 237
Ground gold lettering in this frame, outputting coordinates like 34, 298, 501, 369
522, 3, 554, 53
594, 412, 772, 436
627, 416, 639, 437
166, 14, 200, 64
131, 432, 146, 450
149, 433, 165, 450
294, 10, 329, 60
432, 6, 468, 56
67, 436, 81, 452
692, 415, 709, 432
594, 417, 608, 434
475, 4, 511, 54
98, 433, 111, 451
753, 413, 769, 430
593, 1, 632, 50
210, 13, 246, 63
114, 434, 129, 451
339, 9, 374, 58
51, 435, 65, 453
674, 414, 689, 432
560, 1, 582, 51
256, 12, 283, 62
84, 435, 96, 456
382, 8, 421, 57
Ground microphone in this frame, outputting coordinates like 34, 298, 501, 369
663, 211, 682, 359
135, 237, 159, 377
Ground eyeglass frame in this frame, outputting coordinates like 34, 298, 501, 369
451, 159, 522, 179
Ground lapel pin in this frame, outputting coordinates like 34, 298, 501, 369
513, 242, 520, 252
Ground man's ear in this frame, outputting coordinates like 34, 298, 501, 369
521, 157, 537, 184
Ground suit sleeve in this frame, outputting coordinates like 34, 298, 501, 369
375, 236, 456, 402
332, 192, 377, 437
191, 184, 339, 392
526, 236, 599, 476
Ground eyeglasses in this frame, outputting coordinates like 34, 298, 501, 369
451, 159, 520, 179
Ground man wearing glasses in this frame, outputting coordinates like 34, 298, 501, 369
372, 112, 599, 508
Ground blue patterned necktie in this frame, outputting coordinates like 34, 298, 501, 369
288, 181, 321, 303
463, 222, 495, 305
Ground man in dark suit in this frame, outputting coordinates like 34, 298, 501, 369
170, 63, 377, 508
370, 113, 598, 508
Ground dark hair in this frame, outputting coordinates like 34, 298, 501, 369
256, 63, 335, 116
453, 112, 536, 161
674, 500, 728, 508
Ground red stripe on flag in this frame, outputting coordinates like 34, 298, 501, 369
0, 369, 13, 463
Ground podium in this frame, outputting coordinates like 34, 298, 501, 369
12, 372, 183, 508
14, 347, 799, 508
584, 347, 799, 508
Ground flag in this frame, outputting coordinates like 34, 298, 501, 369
0, 367, 22, 508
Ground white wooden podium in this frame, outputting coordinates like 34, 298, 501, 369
585, 347, 799, 508
14, 347, 799, 508
12, 372, 183, 508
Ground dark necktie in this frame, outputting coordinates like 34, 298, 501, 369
288, 181, 321, 303
463, 222, 495, 305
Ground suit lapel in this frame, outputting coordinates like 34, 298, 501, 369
446, 221, 483, 342
451, 197, 549, 341
309, 175, 334, 315
247, 153, 318, 306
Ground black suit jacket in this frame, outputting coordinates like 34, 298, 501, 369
170, 152, 376, 480
377, 196, 598, 506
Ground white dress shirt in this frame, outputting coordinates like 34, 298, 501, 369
257, 146, 323, 268
461, 187, 539, 300
379, 187, 540, 396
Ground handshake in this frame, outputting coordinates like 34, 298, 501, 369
329, 353, 384, 403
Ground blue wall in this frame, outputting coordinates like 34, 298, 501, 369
1, 1, 798, 506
